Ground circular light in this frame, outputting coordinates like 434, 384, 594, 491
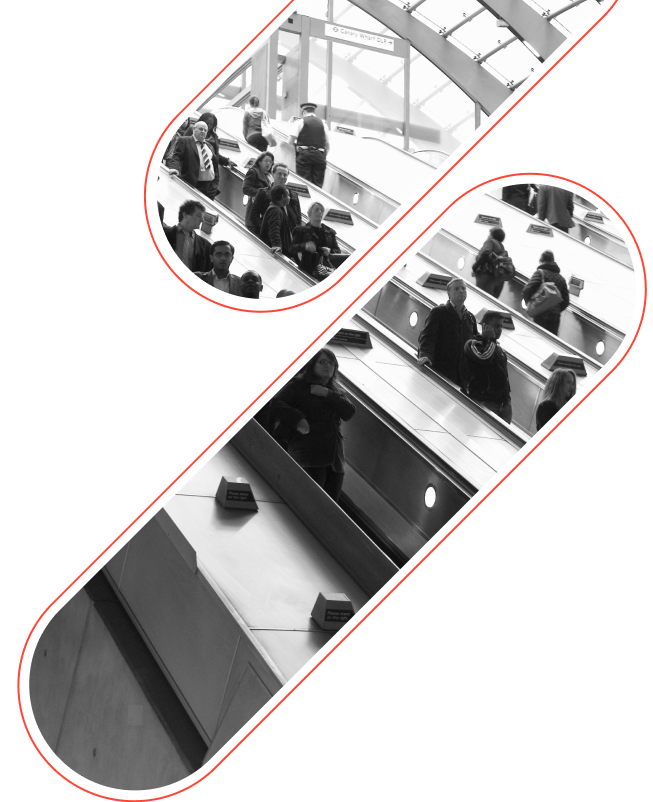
596, 340, 605, 356
353, 192, 359, 205
409, 311, 419, 327
424, 486, 437, 508
457, 257, 465, 270
242, 195, 248, 206
584, 236, 591, 246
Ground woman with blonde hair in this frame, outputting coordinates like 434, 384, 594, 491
290, 202, 348, 280
536, 368, 576, 430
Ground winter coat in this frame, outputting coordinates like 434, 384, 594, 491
461, 334, 511, 405
501, 184, 532, 213
243, 165, 273, 230
523, 262, 570, 310
536, 399, 560, 431
260, 203, 293, 257
250, 186, 302, 236
472, 236, 507, 275
417, 302, 479, 385
537, 186, 574, 229
270, 377, 356, 469
290, 223, 341, 277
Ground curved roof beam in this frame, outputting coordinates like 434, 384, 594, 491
477, 0, 566, 60
348, 0, 511, 115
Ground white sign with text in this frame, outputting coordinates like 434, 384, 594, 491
325, 23, 396, 52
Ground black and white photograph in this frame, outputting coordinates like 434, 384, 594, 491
6, 1, 651, 800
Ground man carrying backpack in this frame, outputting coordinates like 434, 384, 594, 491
522, 250, 570, 336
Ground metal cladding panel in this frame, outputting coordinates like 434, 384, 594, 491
508, 364, 540, 435
366, 281, 427, 350
110, 517, 282, 743
558, 309, 620, 364
342, 403, 469, 543
53, 605, 189, 791
321, 170, 392, 225
29, 590, 93, 753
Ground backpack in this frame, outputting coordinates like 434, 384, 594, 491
493, 253, 515, 281
526, 269, 563, 318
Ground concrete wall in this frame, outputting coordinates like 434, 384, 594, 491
29, 589, 190, 791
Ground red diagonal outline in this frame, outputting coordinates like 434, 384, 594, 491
20, 0, 631, 794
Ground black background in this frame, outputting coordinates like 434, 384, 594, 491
19, 3, 649, 796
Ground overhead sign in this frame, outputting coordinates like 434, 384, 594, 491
325, 23, 396, 52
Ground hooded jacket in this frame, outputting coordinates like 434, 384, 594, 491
243, 106, 268, 139
461, 334, 510, 405
523, 262, 570, 312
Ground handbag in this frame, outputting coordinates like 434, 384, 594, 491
261, 115, 277, 147
526, 269, 563, 317
314, 254, 335, 281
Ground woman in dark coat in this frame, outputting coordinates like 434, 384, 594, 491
290, 202, 349, 280
270, 348, 355, 502
243, 151, 274, 233
536, 368, 576, 430
523, 250, 570, 336
472, 226, 514, 299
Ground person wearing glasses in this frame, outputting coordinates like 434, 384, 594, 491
270, 349, 355, 503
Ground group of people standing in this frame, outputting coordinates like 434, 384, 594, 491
241, 152, 348, 281
162, 100, 348, 287
502, 183, 576, 234
418, 278, 576, 431
473, 226, 570, 337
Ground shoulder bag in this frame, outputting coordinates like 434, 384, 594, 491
526, 270, 563, 317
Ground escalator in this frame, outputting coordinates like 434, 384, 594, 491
211, 107, 635, 364
157, 168, 528, 563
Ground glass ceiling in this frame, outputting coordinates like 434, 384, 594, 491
297, 0, 598, 149
217, 0, 599, 152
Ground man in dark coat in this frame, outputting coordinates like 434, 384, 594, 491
249, 163, 302, 237
537, 185, 575, 233
461, 311, 512, 424
167, 119, 236, 200
418, 278, 478, 385
260, 186, 293, 258
162, 199, 211, 273
502, 184, 536, 214
522, 250, 570, 336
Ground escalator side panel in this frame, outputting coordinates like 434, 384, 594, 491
343, 403, 470, 550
